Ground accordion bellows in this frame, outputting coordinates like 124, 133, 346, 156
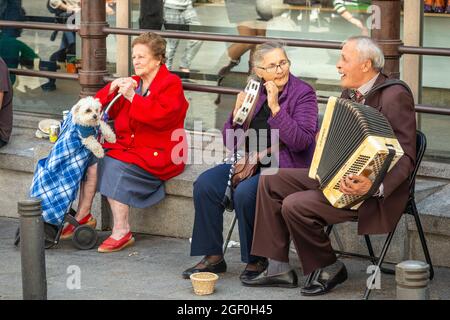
309, 97, 404, 210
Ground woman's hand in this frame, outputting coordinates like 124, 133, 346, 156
109, 78, 124, 94
264, 81, 280, 117
110, 78, 137, 101
264, 81, 281, 116
232, 91, 247, 118
118, 78, 138, 102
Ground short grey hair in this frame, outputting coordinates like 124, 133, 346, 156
344, 36, 385, 72
250, 41, 289, 80
252, 41, 288, 68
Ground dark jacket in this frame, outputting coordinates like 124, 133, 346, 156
342, 73, 417, 235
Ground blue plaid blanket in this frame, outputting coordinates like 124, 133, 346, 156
30, 113, 98, 225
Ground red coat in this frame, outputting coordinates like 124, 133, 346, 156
95, 65, 189, 181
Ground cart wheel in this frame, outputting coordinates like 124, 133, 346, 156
14, 227, 20, 247
44, 223, 59, 249
72, 225, 98, 250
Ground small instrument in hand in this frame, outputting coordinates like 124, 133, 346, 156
232, 79, 261, 126
222, 78, 261, 210
309, 97, 404, 210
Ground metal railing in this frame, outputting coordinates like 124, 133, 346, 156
1, 2, 450, 116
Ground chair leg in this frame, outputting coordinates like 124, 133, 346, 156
364, 235, 378, 265
222, 215, 237, 256
410, 200, 434, 280
364, 234, 396, 275
363, 230, 395, 300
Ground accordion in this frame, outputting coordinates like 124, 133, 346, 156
309, 97, 404, 210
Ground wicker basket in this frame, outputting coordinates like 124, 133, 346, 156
190, 272, 219, 296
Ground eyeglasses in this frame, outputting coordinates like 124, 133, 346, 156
256, 60, 290, 73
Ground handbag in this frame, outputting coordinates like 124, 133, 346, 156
230, 142, 282, 187
231, 152, 260, 188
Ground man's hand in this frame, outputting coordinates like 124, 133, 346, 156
339, 174, 373, 196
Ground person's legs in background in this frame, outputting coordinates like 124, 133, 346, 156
164, 7, 183, 71
424, 0, 434, 13
179, 4, 202, 73
223, 24, 266, 72
41, 31, 76, 91
435, 0, 446, 12
215, 24, 266, 104
219, 24, 257, 79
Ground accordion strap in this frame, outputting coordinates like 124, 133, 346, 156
343, 147, 396, 210
364, 79, 413, 101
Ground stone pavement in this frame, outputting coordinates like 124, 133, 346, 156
1, 217, 449, 300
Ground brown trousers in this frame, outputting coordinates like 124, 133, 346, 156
251, 168, 358, 276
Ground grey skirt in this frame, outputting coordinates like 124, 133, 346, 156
97, 156, 165, 208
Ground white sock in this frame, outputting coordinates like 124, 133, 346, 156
267, 259, 291, 276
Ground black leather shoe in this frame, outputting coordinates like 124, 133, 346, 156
301, 262, 348, 296
241, 269, 298, 288
182, 258, 227, 279
239, 259, 269, 282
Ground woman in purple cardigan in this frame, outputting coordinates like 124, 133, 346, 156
182, 42, 318, 283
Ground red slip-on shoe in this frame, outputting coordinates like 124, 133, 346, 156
60, 213, 97, 240
98, 232, 135, 253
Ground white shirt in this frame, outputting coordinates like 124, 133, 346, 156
357, 72, 380, 104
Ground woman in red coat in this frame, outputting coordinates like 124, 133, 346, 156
61, 32, 189, 252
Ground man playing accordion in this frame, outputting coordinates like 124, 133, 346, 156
243, 36, 417, 296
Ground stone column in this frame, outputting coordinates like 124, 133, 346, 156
116, 0, 130, 77
402, 0, 423, 103
79, 0, 108, 97
371, 0, 402, 79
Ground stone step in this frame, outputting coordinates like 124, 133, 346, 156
1, 126, 450, 268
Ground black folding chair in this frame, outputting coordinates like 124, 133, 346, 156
223, 215, 237, 255
305, 130, 434, 300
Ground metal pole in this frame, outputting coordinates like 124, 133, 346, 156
18, 199, 47, 300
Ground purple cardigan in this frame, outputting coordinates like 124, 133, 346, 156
222, 73, 318, 168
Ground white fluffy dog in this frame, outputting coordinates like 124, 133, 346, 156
71, 96, 116, 158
